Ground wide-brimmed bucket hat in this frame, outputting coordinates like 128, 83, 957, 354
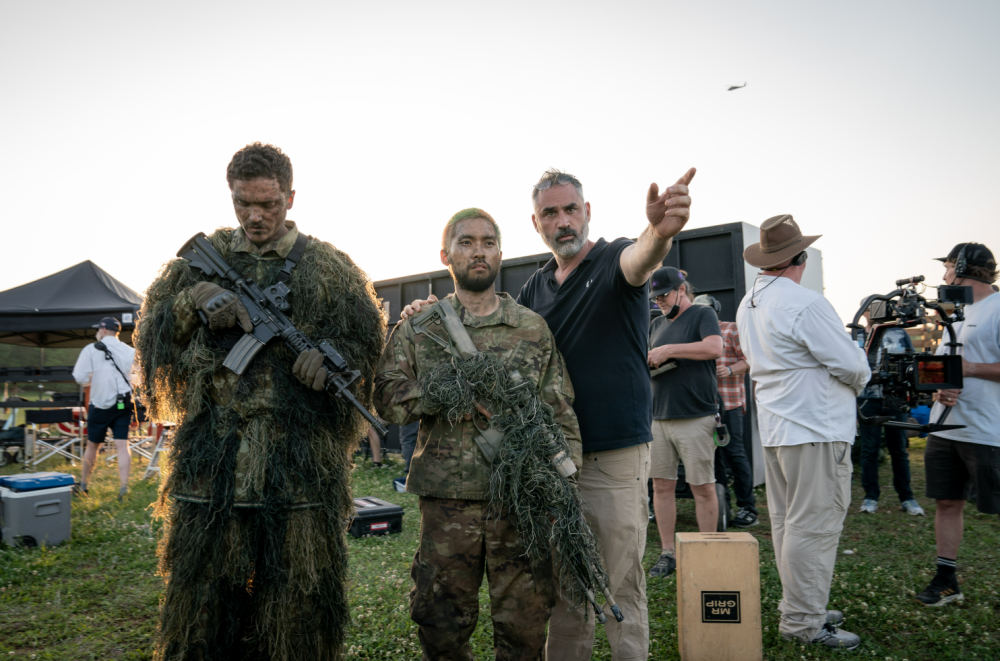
743, 214, 821, 269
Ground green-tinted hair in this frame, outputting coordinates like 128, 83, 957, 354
441, 208, 502, 253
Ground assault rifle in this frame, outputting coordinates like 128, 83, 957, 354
410, 299, 623, 624
177, 232, 387, 435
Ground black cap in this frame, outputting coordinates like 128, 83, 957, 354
935, 242, 995, 269
93, 317, 121, 332
649, 266, 686, 299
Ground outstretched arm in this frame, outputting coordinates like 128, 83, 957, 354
619, 168, 696, 287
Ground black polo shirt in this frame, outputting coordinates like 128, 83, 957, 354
517, 237, 652, 453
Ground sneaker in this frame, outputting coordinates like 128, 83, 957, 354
72, 484, 89, 497
731, 507, 759, 527
915, 574, 964, 607
859, 498, 878, 514
648, 552, 676, 578
807, 623, 861, 650
826, 610, 844, 626
900, 499, 925, 516
118, 486, 128, 502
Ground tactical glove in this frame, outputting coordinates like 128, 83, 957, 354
293, 348, 328, 391
190, 282, 252, 332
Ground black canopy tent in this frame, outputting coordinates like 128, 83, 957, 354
0, 261, 143, 349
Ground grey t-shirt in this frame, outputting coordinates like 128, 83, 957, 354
649, 305, 721, 420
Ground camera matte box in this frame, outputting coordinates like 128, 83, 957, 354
348, 496, 404, 538
677, 532, 762, 661
0, 472, 73, 548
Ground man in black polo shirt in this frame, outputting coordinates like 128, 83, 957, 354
400, 167, 695, 660
520, 168, 695, 661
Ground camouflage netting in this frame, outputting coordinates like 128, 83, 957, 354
135, 228, 385, 661
421, 351, 613, 619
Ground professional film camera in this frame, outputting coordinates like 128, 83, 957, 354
847, 276, 973, 435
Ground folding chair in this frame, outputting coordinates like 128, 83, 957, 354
105, 421, 156, 466
142, 423, 173, 481
25, 409, 81, 467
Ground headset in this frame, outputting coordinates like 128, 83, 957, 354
954, 243, 969, 280
749, 251, 808, 307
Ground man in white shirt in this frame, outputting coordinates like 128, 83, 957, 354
916, 243, 1000, 607
736, 215, 870, 650
72, 317, 136, 499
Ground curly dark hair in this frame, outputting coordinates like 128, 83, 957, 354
226, 142, 294, 193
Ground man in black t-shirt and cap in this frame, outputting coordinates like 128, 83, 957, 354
646, 267, 723, 578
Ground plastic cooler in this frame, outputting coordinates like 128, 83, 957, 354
348, 496, 404, 538
0, 472, 74, 547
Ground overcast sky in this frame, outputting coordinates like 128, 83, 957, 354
3, 0, 997, 324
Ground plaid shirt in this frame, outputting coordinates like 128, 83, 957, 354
718, 321, 747, 412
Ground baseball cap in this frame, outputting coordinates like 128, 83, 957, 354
935, 242, 995, 269
649, 267, 686, 299
93, 317, 122, 332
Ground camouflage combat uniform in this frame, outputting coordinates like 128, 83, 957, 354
137, 222, 384, 661
374, 293, 581, 661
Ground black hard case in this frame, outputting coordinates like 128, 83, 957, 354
348, 496, 404, 538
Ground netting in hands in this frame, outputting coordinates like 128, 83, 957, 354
422, 351, 610, 616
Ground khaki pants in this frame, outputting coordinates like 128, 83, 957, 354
545, 443, 650, 661
764, 442, 851, 643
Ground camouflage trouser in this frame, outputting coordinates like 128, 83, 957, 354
411, 497, 556, 661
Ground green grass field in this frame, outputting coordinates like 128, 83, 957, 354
1, 439, 998, 660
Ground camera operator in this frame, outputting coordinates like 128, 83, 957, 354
72, 317, 136, 500
646, 268, 723, 578
856, 317, 924, 517
915, 242, 1000, 608
737, 215, 870, 650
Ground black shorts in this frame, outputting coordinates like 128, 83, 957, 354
925, 435, 1000, 514
88, 402, 132, 443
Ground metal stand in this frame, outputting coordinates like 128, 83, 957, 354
142, 424, 172, 480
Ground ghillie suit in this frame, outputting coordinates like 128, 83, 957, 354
135, 224, 385, 661
374, 294, 582, 658
417, 311, 621, 624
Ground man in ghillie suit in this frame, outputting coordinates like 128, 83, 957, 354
135, 142, 385, 661
374, 209, 582, 660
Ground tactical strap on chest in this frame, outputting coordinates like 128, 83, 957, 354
276, 233, 310, 283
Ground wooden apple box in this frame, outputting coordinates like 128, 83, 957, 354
676, 532, 763, 661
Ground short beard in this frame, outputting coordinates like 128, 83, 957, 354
544, 222, 590, 258
453, 262, 498, 293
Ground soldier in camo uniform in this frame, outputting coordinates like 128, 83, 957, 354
374, 208, 581, 660
136, 143, 384, 661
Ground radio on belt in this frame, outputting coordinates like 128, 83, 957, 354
348, 497, 404, 538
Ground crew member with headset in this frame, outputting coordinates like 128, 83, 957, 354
72, 316, 137, 500
736, 215, 870, 650
916, 242, 1000, 608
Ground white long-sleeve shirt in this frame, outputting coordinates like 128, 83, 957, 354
72, 335, 136, 409
736, 275, 871, 446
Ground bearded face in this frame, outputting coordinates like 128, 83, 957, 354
443, 218, 501, 293
532, 183, 591, 259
